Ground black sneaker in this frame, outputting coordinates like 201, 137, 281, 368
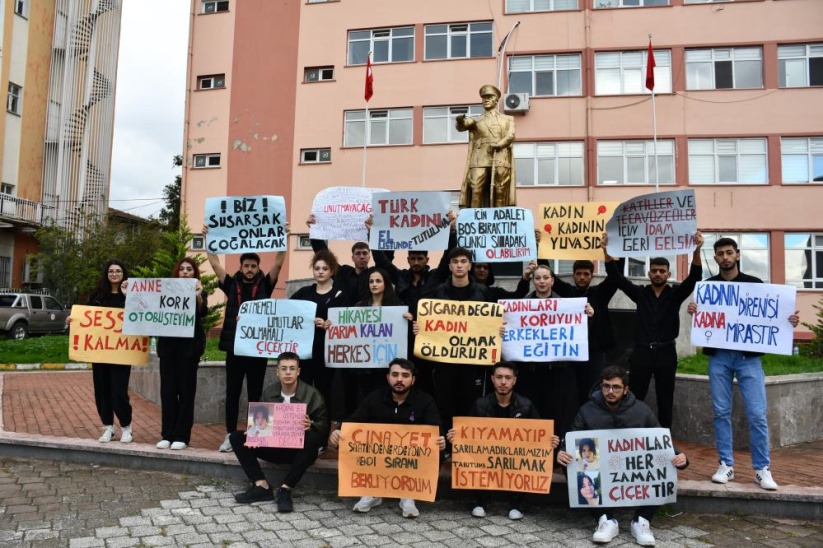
234, 484, 273, 504
276, 487, 294, 513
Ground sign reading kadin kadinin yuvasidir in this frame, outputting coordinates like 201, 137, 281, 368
539, 201, 619, 261
310, 186, 388, 241
325, 306, 409, 368
369, 191, 451, 251
245, 402, 307, 449
413, 299, 504, 366
204, 195, 287, 254
69, 305, 149, 366
452, 417, 555, 494
606, 190, 697, 258
338, 423, 440, 502
500, 298, 589, 362
565, 428, 678, 508
456, 207, 537, 262
121, 278, 196, 338
234, 299, 317, 359
691, 281, 797, 356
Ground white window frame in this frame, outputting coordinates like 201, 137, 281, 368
14, 0, 27, 17
344, 108, 413, 147
424, 22, 493, 61
192, 153, 221, 169
684, 0, 734, 3
594, 0, 669, 7
347, 27, 415, 66
703, 233, 770, 282
597, 140, 675, 186
190, 235, 206, 251
7, 83, 22, 114
688, 138, 768, 185
202, 0, 229, 13
422, 105, 483, 144
300, 148, 331, 164
197, 74, 226, 90
595, 50, 672, 95
508, 54, 582, 97
506, 0, 579, 13
778, 44, 823, 88
514, 142, 585, 187
781, 137, 823, 184
304, 66, 334, 83
624, 257, 679, 279
1, 183, 14, 195
685, 47, 763, 90
0, 257, 11, 288
785, 233, 823, 290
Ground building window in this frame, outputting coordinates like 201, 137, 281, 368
0, 257, 10, 288
514, 142, 585, 186
304, 67, 334, 83
508, 54, 582, 97
685, 47, 763, 90
781, 137, 823, 184
14, 0, 27, 17
424, 22, 493, 61
344, 109, 413, 147
595, 50, 672, 95
594, 0, 668, 7
778, 44, 823, 88
688, 138, 767, 184
197, 74, 226, 90
192, 153, 221, 168
1, 183, 13, 195
7, 83, 22, 114
785, 233, 823, 289
598, 140, 675, 185
348, 27, 414, 66
202, 0, 229, 13
300, 148, 331, 164
703, 233, 770, 282
506, 0, 578, 12
423, 105, 483, 144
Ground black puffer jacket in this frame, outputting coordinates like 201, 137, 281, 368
470, 392, 539, 419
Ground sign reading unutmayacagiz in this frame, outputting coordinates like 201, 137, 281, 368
691, 281, 797, 356
121, 278, 196, 338
539, 201, 619, 261
413, 299, 504, 366
325, 306, 409, 368
456, 207, 536, 262
205, 195, 287, 254
369, 191, 451, 251
500, 298, 589, 362
234, 299, 317, 359
69, 305, 149, 366
310, 186, 388, 241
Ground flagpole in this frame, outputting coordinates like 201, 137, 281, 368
361, 52, 372, 188
649, 35, 659, 193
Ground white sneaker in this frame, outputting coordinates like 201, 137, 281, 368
119, 425, 133, 443
631, 517, 656, 546
711, 462, 734, 484
399, 498, 419, 518
98, 425, 114, 443
353, 496, 383, 513
218, 433, 233, 452
156, 440, 171, 449
592, 514, 619, 544
471, 506, 486, 518
755, 467, 778, 490
170, 442, 187, 450
508, 508, 524, 521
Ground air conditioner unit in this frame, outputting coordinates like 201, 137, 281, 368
503, 93, 529, 114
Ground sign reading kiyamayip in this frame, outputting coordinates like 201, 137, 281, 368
122, 278, 196, 337
205, 195, 287, 253
369, 191, 451, 251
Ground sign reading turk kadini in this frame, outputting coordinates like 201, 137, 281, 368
369, 191, 451, 251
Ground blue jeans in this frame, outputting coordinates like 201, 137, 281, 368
708, 350, 770, 470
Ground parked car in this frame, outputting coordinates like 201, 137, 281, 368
0, 293, 69, 339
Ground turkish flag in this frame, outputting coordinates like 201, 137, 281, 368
645, 41, 656, 92
365, 54, 374, 102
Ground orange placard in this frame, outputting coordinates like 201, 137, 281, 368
538, 201, 619, 261
337, 423, 440, 502
413, 299, 503, 365
68, 305, 149, 366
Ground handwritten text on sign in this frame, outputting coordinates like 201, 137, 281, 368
338, 423, 440, 502
245, 402, 307, 449
565, 428, 677, 508
370, 191, 451, 251
452, 417, 555, 494
457, 207, 537, 262
205, 195, 287, 253
606, 190, 697, 258
500, 298, 589, 362
69, 305, 148, 366
691, 281, 797, 356
310, 186, 388, 241
234, 299, 317, 359
539, 201, 619, 261
122, 278, 196, 337
413, 299, 504, 366
326, 306, 409, 368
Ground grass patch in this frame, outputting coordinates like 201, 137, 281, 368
678, 352, 823, 376
203, 337, 226, 362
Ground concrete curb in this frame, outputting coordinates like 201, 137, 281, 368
0, 362, 91, 371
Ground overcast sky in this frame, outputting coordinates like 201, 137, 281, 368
109, 0, 190, 218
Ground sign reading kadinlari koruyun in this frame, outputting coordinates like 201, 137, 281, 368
205, 195, 287, 254
500, 298, 589, 362
121, 278, 196, 338
310, 186, 388, 241
369, 191, 451, 251
234, 299, 317, 359
605, 190, 697, 258
456, 207, 536, 262
691, 281, 797, 356
325, 306, 409, 368
565, 428, 678, 508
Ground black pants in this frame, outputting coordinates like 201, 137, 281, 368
629, 344, 678, 428
225, 350, 268, 434
516, 363, 577, 442
575, 351, 607, 406
92, 363, 132, 427
590, 506, 658, 523
298, 358, 336, 421
434, 364, 488, 432
159, 350, 199, 443
474, 490, 524, 511
342, 369, 383, 418
229, 429, 323, 488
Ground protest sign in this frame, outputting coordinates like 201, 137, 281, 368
452, 417, 555, 494
234, 299, 317, 359
456, 207, 536, 262
606, 190, 697, 258
245, 402, 307, 449
204, 195, 287, 253
691, 281, 797, 356
500, 298, 589, 362
69, 305, 149, 366
325, 306, 409, 368
369, 191, 451, 251
413, 299, 504, 365
310, 186, 388, 241
539, 201, 619, 261
338, 423, 440, 502
565, 428, 677, 508
121, 278, 196, 337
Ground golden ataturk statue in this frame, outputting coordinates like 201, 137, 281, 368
456, 84, 517, 208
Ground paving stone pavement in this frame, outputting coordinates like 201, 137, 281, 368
1, 456, 822, 548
